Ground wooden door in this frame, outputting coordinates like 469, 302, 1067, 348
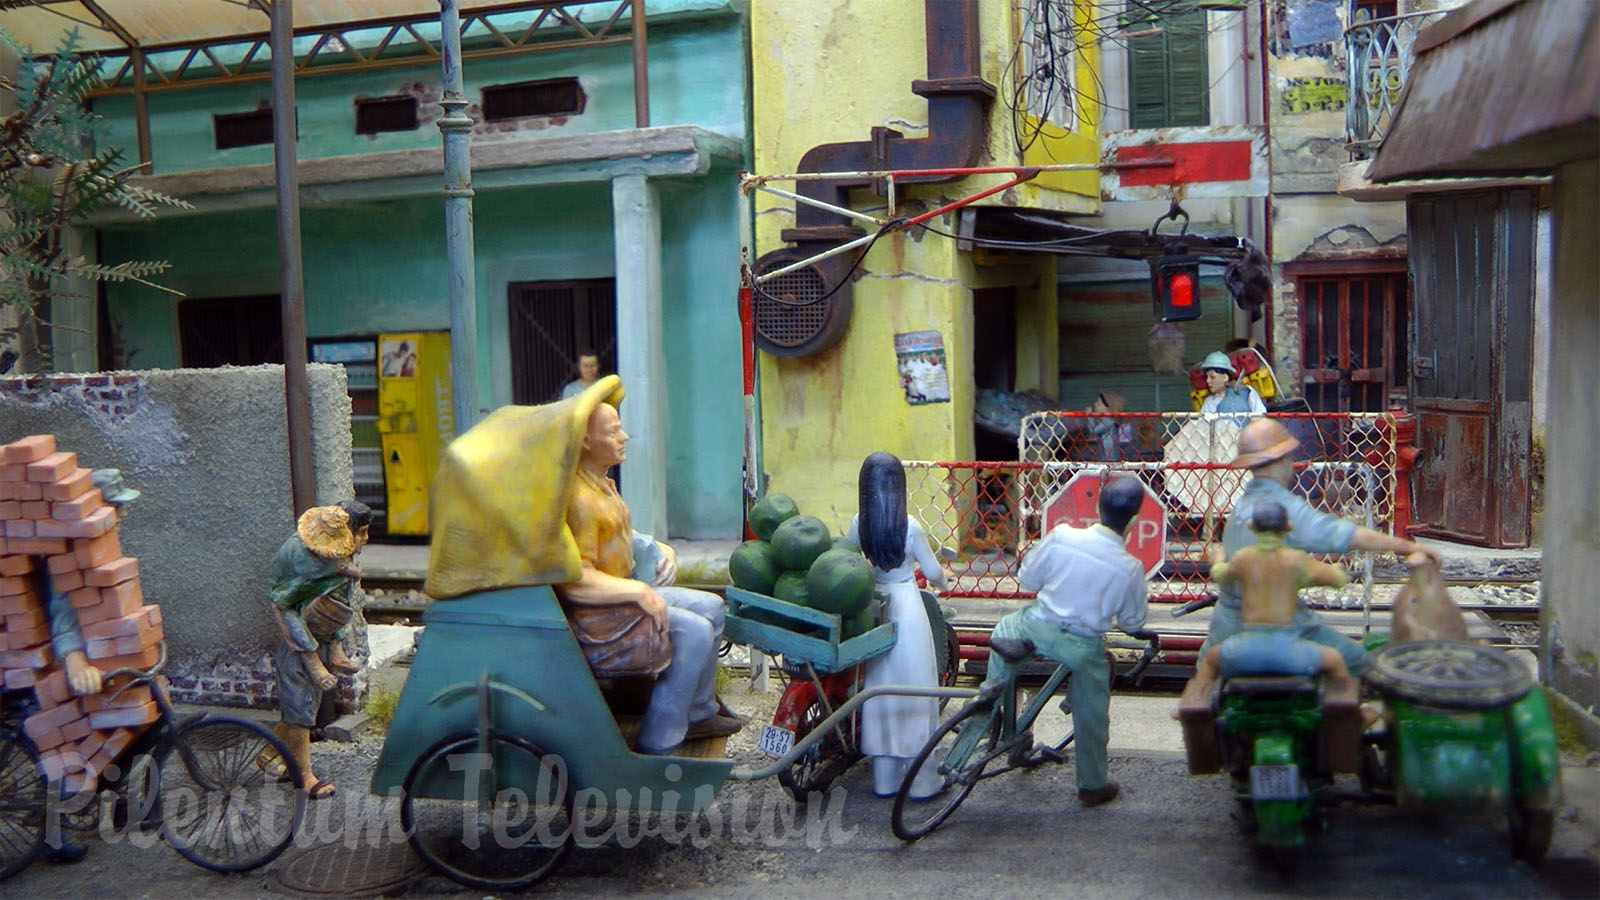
1408, 190, 1537, 547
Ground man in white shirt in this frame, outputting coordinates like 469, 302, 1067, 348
982, 476, 1149, 807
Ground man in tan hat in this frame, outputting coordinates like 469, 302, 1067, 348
1202, 418, 1442, 675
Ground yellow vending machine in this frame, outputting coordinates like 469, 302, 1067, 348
376, 332, 455, 535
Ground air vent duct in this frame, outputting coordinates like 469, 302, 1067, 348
751, 248, 853, 358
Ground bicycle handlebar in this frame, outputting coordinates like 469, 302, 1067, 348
1118, 629, 1161, 688
100, 641, 168, 705
1170, 595, 1218, 618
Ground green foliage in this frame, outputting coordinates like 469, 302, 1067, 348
0, 27, 190, 371
363, 685, 401, 732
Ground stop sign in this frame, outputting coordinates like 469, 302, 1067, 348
1043, 472, 1168, 577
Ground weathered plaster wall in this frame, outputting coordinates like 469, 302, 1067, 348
99, 174, 745, 539
95, 9, 748, 174
751, 0, 1096, 526
1266, 0, 1414, 394
0, 365, 353, 705
1541, 158, 1599, 713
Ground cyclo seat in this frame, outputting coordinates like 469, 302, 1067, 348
990, 636, 1036, 664
1221, 675, 1318, 698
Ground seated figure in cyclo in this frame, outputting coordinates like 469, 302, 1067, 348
553, 376, 744, 757
1180, 501, 1358, 710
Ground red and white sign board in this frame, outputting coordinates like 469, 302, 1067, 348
1043, 472, 1168, 577
1100, 124, 1268, 201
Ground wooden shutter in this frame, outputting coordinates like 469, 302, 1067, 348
1125, 10, 1209, 128
1165, 12, 1210, 126
1127, 29, 1169, 128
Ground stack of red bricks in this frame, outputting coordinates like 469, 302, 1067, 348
0, 434, 165, 793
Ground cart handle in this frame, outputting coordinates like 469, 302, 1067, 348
727, 683, 978, 782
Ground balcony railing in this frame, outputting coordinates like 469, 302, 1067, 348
1345, 9, 1447, 157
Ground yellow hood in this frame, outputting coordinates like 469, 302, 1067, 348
424, 375, 625, 599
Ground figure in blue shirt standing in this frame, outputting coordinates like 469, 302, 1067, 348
981, 475, 1150, 808
1202, 419, 1442, 676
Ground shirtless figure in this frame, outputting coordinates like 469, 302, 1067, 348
1181, 501, 1359, 711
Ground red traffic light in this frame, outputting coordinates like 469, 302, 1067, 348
1151, 255, 1203, 322
1168, 271, 1195, 308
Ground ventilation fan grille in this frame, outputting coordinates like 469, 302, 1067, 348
754, 266, 830, 348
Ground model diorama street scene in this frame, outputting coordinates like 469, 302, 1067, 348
0, 0, 1595, 897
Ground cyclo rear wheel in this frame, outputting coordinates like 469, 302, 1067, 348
891, 697, 1001, 841
401, 731, 574, 891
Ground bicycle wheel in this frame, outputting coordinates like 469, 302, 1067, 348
777, 696, 857, 802
157, 717, 305, 872
401, 731, 574, 891
0, 733, 45, 880
891, 698, 1001, 841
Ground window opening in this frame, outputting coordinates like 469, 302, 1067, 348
356, 95, 420, 134
214, 108, 278, 149
481, 77, 585, 121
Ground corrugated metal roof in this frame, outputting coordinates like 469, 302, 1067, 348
0, 2, 527, 53
1368, 0, 1600, 180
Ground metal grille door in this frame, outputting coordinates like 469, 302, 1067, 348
507, 280, 616, 405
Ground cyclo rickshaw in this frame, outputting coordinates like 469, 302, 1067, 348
371, 399, 975, 891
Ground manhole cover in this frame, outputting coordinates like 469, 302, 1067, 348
268, 841, 428, 898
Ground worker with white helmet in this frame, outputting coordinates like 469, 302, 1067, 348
1198, 350, 1266, 417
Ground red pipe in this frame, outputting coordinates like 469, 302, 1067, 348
897, 171, 1035, 228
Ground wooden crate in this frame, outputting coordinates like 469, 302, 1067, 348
724, 587, 895, 674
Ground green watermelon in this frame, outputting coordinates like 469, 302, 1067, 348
831, 536, 860, 552
728, 540, 780, 595
774, 571, 810, 607
748, 493, 800, 542
771, 515, 833, 572
805, 548, 876, 616
841, 608, 876, 640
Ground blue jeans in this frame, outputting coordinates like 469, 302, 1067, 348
635, 587, 725, 753
982, 606, 1112, 792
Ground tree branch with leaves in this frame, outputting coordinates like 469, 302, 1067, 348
0, 28, 190, 373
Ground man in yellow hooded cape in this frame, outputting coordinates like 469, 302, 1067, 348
424, 376, 741, 755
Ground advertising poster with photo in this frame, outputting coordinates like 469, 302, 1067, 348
894, 330, 951, 405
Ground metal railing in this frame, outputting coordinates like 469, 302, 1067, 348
1345, 9, 1447, 157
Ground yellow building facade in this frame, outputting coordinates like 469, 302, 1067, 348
750, 0, 1104, 529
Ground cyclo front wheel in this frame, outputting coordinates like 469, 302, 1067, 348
0, 732, 46, 880
401, 731, 575, 892
158, 716, 306, 872
891, 697, 1001, 841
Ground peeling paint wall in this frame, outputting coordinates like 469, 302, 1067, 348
1265, 0, 1436, 394
751, 0, 1091, 526
0, 365, 354, 704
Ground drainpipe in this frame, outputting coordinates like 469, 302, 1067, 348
270, 0, 315, 516
439, 0, 480, 433
780, 0, 996, 252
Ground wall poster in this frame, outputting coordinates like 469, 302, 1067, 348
894, 330, 951, 405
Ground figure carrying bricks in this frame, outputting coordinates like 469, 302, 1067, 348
266, 504, 367, 799
34, 468, 140, 864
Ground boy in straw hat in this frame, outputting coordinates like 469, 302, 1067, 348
266, 504, 365, 798
1201, 419, 1442, 677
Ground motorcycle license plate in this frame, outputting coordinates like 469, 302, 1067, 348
759, 725, 795, 760
1250, 764, 1302, 800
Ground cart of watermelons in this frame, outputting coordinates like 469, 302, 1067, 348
723, 493, 898, 674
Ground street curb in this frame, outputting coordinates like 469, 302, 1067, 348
1547, 686, 1600, 752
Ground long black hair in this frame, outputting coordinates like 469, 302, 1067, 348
858, 452, 907, 571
